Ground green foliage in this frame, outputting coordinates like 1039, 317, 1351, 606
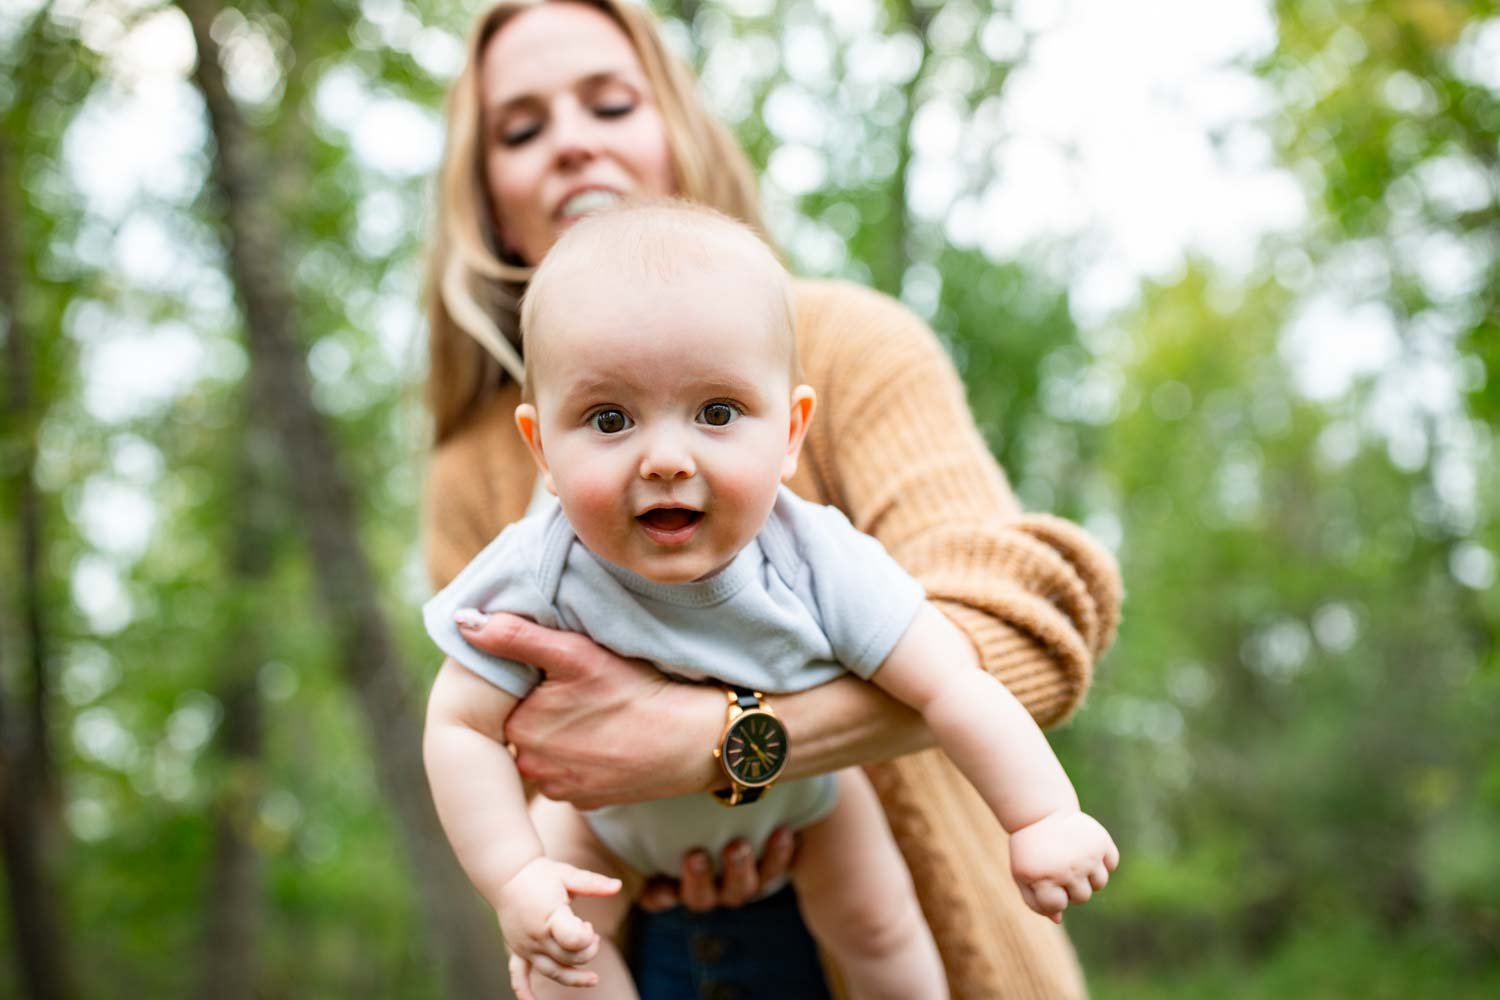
3, 0, 1498, 995
1092, 917, 1500, 999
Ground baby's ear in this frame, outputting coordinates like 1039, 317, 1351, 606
781, 385, 817, 482
514, 404, 557, 495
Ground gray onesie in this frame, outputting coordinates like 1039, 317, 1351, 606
422, 486, 925, 876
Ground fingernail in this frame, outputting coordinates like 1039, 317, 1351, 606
731, 843, 752, 863
455, 608, 489, 631
689, 853, 709, 873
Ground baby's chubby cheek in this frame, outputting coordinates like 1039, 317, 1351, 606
554, 478, 630, 545
711, 470, 782, 536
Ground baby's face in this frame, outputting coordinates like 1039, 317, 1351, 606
519, 267, 810, 583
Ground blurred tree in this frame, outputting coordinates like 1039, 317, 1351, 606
174, 0, 507, 995
1266, 0, 1498, 423
0, 7, 84, 998
192, 398, 272, 1000
1, 0, 1495, 995
1054, 1, 1500, 981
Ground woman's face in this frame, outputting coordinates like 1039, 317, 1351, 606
480, 3, 677, 265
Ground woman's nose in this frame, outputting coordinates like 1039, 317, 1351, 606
639, 430, 695, 481
550, 102, 600, 169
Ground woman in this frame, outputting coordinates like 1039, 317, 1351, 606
421, 1, 1122, 996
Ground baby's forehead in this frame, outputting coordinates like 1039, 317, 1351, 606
538, 281, 787, 380
530, 262, 792, 382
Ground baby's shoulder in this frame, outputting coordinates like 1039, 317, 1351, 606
463, 502, 575, 594
761, 488, 868, 577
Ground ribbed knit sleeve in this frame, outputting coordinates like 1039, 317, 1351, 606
795, 281, 1121, 726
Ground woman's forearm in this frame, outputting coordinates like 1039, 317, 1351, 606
769, 672, 933, 783
454, 609, 943, 806
678, 601, 992, 791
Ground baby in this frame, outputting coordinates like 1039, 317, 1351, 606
422, 201, 1118, 1000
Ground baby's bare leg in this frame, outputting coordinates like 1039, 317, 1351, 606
792, 769, 948, 1000
526, 796, 638, 1000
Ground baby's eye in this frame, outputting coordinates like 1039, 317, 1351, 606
590, 409, 632, 434
699, 402, 741, 427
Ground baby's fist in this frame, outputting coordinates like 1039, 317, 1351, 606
498, 857, 621, 998
1008, 810, 1119, 923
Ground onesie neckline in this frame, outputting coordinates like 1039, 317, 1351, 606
591, 540, 763, 608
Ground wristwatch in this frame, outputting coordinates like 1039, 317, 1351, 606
711, 687, 788, 806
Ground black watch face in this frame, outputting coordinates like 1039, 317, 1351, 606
723, 711, 787, 787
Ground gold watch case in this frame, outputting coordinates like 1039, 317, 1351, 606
712, 688, 788, 806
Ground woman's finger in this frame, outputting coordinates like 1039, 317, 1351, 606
678, 851, 716, 912
757, 826, 796, 888
637, 877, 680, 913
456, 611, 594, 676
717, 840, 758, 907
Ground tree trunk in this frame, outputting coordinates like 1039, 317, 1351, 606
873, 0, 934, 299
195, 410, 275, 1000
176, 1, 511, 995
0, 127, 77, 1000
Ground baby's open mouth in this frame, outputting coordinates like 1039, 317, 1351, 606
636, 508, 704, 532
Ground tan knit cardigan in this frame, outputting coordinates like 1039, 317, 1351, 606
422, 278, 1122, 998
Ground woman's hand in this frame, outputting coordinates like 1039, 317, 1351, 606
638, 828, 798, 913
457, 611, 722, 810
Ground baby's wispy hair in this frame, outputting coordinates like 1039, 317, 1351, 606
519, 199, 798, 400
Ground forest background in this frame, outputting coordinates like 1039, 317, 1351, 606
1, 0, 1498, 997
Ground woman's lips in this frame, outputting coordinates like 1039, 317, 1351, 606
636, 507, 703, 545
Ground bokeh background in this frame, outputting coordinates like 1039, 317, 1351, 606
2, 0, 1498, 996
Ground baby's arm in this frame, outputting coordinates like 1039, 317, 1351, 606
423, 658, 622, 992
871, 606, 1119, 922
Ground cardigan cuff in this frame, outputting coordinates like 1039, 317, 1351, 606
931, 599, 1091, 729
1010, 512, 1123, 659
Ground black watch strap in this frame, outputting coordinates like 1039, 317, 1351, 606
712, 784, 766, 805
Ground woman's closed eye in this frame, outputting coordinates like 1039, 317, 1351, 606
698, 402, 741, 427
499, 119, 542, 147
594, 100, 635, 120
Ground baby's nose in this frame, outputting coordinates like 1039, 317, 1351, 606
639, 431, 696, 480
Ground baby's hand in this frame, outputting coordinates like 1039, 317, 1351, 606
1008, 810, 1119, 924
498, 857, 622, 1000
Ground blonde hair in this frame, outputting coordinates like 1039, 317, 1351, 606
425, 0, 768, 444
519, 199, 796, 402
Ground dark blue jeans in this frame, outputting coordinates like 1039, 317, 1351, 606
627, 884, 833, 1000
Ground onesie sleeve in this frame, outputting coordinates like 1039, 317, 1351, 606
772, 492, 927, 679
420, 516, 557, 699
